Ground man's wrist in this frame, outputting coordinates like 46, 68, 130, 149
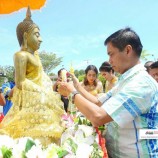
71, 90, 79, 96
70, 90, 80, 103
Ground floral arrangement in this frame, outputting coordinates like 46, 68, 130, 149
61, 124, 104, 158
0, 125, 104, 158
73, 114, 108, 158
0, 113, 108, 158
0, 135, 68, 158
62, 113, 108, 158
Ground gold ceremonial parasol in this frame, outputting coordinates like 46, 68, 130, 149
0, 0, 46, 14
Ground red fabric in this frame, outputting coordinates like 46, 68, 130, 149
95, 127, 108, 158
0, 113, 4, 122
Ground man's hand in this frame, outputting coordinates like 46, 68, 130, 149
58, 82, 76, 97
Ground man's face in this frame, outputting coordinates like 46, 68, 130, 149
106, 42, 128, 74
149, 68, 158, 82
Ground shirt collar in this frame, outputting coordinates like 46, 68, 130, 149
119, 63, 146, 81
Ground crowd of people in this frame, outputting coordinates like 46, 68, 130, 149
0, 6, 158, 158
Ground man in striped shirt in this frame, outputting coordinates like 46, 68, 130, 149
58, 27, 158, 158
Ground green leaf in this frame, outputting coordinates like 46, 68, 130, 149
21, 151, 27, 158
66, 138, 78, 154
78, 117, 82, 125
1, 146, 12, 158
57, 149, 68, 158
98, 126, 105, 131
25, 139, 36, 153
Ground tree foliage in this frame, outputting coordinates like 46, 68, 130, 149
0, 65, 14, 86
74, 69, 85, 82
74, 69, 85, 78
140, 50, 151, 61
39, 51, 63, 74
78, 75, 85, 82
4, 66, 14, 81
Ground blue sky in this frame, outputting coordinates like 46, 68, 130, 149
0, 0, 158, 74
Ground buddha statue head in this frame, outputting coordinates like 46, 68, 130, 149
16, 6, 42, 50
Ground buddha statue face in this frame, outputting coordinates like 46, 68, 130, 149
16, 7, 42, 52
24, 27, 42, 52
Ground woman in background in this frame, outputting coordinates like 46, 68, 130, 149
99, 61, 118, 92
80, 65, 103, 96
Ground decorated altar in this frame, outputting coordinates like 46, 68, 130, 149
0, 113, 108, 158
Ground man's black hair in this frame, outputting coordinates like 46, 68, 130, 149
104, 27, 143, 57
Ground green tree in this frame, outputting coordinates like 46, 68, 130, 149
4, 65, 14, 81
0, 65, 14, 86
78, 69, 85, 76
39, 51, 63, 74
74, 69, 84, 78
140, 50, 151, 61
78, 74, 85, 82
0, 66, 5, 86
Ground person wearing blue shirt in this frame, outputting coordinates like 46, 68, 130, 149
2, 81, 15, 115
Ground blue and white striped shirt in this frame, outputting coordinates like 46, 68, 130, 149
98, 64, 158, 158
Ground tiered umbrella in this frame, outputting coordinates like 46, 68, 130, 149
0, 0, 46, 14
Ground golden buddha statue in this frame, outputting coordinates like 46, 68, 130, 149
0, 7, 65, 146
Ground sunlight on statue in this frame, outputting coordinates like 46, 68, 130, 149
0, 6, 65, 146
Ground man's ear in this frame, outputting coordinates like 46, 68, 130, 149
23, 32, 28, 49
125, 45, 132, 55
